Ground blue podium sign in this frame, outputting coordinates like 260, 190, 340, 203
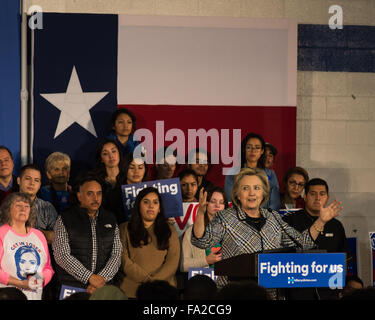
258, 253, 345, 289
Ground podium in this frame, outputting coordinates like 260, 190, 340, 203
214, 252, 259, 282
214, 247, 300, 282
214, 249, 346, 289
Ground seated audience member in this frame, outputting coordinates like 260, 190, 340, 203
180, 186, 228, 272
17, 164, 58, 244
282, 178, 350, 300
107, 108, 140, 157
0, 287, 27, 300
124, 152, 149, 185
178, 169, 199, 202
136, 280, 179, 300
0, 146, 19, 205
89, 285, 128, 300
183, 275, 217, 300
224, 132, 280, 211
52, 174, 122, 294
280, 166, 309, 211
216, 281, 270, 300
264, 142, 278, 170
187, 148, 213, 199
40, 152, 72, 214
153, 146, 178, 180
119, 187, 180, 298
95, 138, 127, 225
0, 193, 54, 300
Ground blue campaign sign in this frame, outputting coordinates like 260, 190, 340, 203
188, 267, 218, 282
59, 285, 86, 300
121, 178, 183, 220
258, 253, 346, 289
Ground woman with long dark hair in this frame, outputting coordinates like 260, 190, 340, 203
95, 138, 127, 224
224, 132, 280, 211
118, 187, 180, 298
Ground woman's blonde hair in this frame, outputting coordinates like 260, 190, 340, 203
45, 152, 71, 173
231, 167, 270, 208
0, 193, 36, 228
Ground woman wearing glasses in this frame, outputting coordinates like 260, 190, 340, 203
180, 186, 228, 272
280, 167, 309, 211
0, 193, 54, 300
192, 167, 342, 297
224, 132, 280, 211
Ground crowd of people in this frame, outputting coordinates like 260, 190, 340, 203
0, 107, 368, 300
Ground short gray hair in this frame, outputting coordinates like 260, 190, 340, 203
45, 152, 71, 173
0, 193, 36, 228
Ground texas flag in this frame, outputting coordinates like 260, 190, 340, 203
32, 13, 297, 187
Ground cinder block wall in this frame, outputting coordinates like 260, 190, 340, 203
26, 0, 375, 285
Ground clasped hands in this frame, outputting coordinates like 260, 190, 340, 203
86, 274, 106, 294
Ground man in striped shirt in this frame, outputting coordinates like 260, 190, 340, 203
52, 174, 122, 295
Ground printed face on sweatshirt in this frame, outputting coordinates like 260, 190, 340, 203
15, 246, 41, 280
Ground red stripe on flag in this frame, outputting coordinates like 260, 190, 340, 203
118, 104, 296, 191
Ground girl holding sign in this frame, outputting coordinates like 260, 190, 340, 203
118, 187, 180, 298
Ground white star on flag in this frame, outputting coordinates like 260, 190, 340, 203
40, 66, 109, 138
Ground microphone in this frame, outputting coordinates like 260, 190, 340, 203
267, 208, 304, 250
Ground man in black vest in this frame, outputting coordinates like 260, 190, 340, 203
52, 174, 122, 296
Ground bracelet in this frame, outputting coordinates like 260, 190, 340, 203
313, 223, 324, 235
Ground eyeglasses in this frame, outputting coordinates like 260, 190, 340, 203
288, 180, 305, 189
245, 145, 262, 152
14, 204, 30, 211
